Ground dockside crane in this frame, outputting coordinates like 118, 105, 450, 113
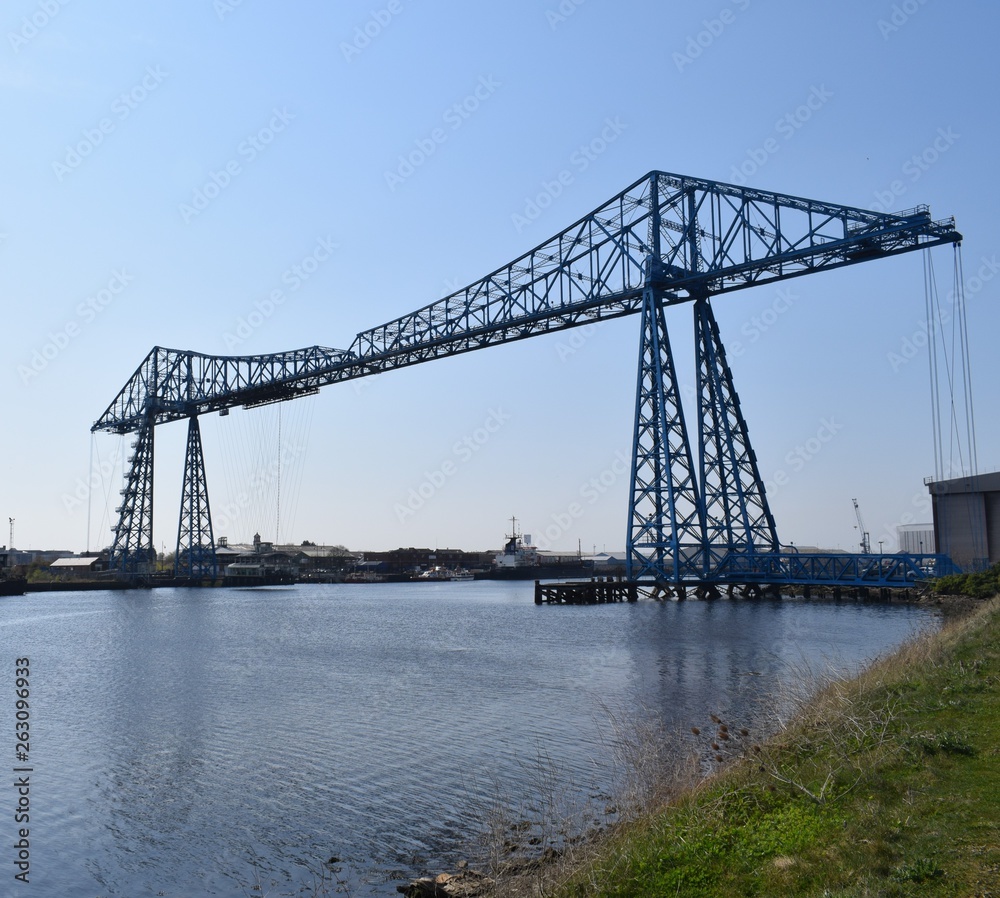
852, 498, 872, 554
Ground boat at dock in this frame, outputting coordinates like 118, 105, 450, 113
477, 518, 593, 580
416, 566, 475, 581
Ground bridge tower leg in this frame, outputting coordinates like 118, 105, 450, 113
109, 413, 156, 577
175, 416, 217, 580
626, 288, 705, 583
695, 298, 780, 580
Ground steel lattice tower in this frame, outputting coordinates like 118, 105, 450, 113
92, 171, 964, 588
108, 413, 155, 576
695, 297, 780, 565
626, 287, 705, 582
175, 416, 217, 579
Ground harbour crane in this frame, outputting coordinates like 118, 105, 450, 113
852, 498, 872, 554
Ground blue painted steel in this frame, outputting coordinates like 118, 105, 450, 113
175, 416, 217, 580
712, 551, 960, 587
695, 298, 780, 562
108, 414, 155, 576
90, 170, 963, 586
93, 172, 961, 435
626, 288, 705, 582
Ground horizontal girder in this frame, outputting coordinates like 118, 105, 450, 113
94, 170, 961, 433
712, 551, 959, 587
94, 345, 354, 434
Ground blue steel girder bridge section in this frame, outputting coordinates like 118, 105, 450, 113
92, 170, 962, 589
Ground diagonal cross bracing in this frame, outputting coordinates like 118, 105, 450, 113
93, 171, 959, 435
108, 414, 155, 575
175, 416, 216, 579
90, 170, 962, 585
695, 297, 779, 566
626, 289, 705, 583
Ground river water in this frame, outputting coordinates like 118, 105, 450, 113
0, 581, 938, 896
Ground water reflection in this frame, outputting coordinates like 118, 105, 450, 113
2, 584, 936, 896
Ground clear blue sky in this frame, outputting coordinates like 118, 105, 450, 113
2, 0, 997, 556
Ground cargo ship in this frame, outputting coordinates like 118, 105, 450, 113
478, 518, 591, 580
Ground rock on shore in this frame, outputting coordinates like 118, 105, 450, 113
397, 870, 490, 898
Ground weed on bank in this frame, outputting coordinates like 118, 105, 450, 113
554, 598, 1000, 897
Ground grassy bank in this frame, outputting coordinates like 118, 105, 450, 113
522, 597, 1000, 898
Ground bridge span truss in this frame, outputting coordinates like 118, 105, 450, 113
92, 171, 962, 587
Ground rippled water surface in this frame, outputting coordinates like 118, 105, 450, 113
0, 582, 938, 896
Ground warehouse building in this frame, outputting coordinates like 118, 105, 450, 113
927, 471, 1000, 570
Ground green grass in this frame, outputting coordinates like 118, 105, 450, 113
552, 598, 1000, 898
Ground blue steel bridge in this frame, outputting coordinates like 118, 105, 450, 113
92, 170, 963, 590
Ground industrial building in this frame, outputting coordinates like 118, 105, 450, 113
927, 471, 1000, 570
897, 523, 935, 555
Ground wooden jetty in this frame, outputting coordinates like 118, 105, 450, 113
534, 578, 638, 605
533, 578, 913, 605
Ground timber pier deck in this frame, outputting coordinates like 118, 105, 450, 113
534, 578, 638, 605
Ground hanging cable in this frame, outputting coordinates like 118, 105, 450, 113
86, 434, 95, 553
276, 404, 282, 544
929, 247, 970, 479
955, 244, 979, 477
924, 250, 943, 480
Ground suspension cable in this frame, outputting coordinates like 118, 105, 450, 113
924, 250, 943, 480
955, 244, 978, 476
276, 404, 281, 545
86, 433, 94, 553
